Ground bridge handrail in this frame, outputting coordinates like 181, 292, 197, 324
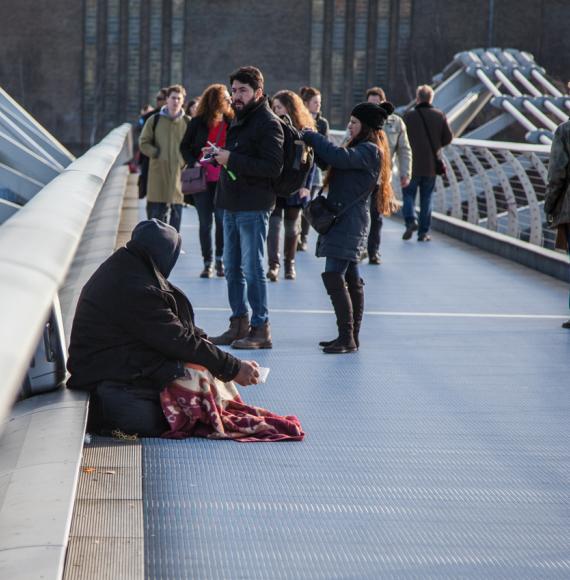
451, 137, 551, 154
0, 123, 131, 429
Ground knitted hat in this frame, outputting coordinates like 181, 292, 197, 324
351, 101, 394, 130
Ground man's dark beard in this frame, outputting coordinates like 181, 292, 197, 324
233, 97, 261, 119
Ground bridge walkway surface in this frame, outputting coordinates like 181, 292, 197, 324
70, 208, 570, 579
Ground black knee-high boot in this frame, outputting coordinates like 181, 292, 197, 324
266, 215, 281, 281
321, 272, 357, 354
346, 276, 364, 349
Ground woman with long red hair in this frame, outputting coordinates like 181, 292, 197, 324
301, 102, 395, 353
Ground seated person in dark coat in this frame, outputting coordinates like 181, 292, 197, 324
67, 219, 260, 436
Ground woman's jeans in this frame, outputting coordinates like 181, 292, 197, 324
147, 201, 183, 232
325, 257, 360, 280
402, 176, 437, 236
223, 210, 270, 327
193, 181, 224, 264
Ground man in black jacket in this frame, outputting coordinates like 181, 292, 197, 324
402, 85, 453, 242
208, 66, 284, 349
67, 219, 260, 436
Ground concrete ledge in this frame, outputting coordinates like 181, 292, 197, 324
0, 165, 131, 580
430, 211, 570, 283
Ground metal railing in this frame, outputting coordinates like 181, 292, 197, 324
437, 138, 554, 248
0, 124, 132, 430
330, 130, 555, 250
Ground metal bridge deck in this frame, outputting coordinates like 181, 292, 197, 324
142, 211, 570, 579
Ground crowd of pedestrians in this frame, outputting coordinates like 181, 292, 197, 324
67, 63, 570, 439
134, 66, 458, 355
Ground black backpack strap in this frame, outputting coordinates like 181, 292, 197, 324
151, 113, 161, 147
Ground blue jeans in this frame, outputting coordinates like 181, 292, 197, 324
325, 257, 360, 280
223, 210, 270, 327
193, 182, 224, 264
147, 202, 183, 232
402, 176, 437, 236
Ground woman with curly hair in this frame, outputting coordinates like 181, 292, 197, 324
181, 84, 233, 278
266, 90, 316, 281
301, 102, 395, 353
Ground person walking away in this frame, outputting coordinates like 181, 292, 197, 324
298, 86, 330, 252
139, 84, 189, 232
181, 84, 233, 278
267, 90, 316, 281
544, 119, 570, 329
301, 102, 395, 353
365, 86, 412, 263
208, 66, 284, 349
402, 85, 452, 241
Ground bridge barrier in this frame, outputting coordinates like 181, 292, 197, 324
0, 124, 132, 579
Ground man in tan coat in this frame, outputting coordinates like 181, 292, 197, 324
139, 84, 188, 232
365, 86, 412, 264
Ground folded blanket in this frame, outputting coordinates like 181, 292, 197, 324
160, 363, 304, 442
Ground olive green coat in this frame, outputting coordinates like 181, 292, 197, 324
139, 112, 189, 204
545, 120, 570, 228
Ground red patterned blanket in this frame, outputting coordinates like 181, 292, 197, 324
160, 364, 304, 442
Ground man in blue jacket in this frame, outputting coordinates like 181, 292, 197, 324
209, 66, 284, 349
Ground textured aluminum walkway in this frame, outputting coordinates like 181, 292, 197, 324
143, 211, 569, 579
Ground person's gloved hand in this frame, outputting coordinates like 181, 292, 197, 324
233, 360, 260, 386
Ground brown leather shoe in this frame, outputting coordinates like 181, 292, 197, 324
200, 263, 213, 278
284, 260, 296, 280
231, 322, 272, 349
209, 315, 249, 345
266, 263, 280, 282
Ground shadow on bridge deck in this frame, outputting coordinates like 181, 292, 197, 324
102, 209, 570, 578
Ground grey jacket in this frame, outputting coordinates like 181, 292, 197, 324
384, 113, 412, 179
545, 120, 570, 228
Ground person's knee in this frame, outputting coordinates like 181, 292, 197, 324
284, 218, 299, 238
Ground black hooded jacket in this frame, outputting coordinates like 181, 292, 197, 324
67, 219, 241, 392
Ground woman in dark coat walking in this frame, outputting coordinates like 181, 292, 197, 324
301, 102, 395, 353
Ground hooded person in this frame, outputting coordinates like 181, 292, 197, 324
67, 219, 260, 436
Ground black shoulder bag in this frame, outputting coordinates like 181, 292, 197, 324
417, 108, 447, 176
305, 184, 377, 235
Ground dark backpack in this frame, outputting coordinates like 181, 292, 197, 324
272, 114, 314, 198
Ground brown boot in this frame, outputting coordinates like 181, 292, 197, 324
284, 233, 298, 280
267, 263, 280, 282
284, 260, 296, 280
209, 315, 249, 345
266, 215, 281, 282
231, 322, 272, 349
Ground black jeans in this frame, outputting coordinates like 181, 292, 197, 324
193, 181, 224, 264
88, 382, 169, 437
367, 188, 383, 256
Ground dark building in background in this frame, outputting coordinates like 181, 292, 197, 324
0, 0, 568, 153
